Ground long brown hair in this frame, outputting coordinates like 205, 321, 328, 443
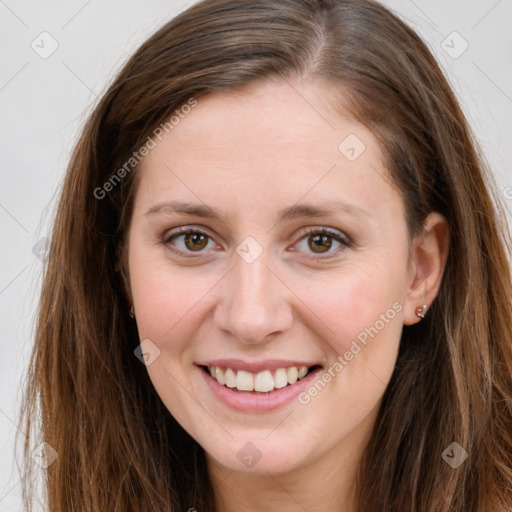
18, 0, 512, 510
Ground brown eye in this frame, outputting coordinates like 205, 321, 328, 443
308, 234, 333, 253
184, 232, 208, 251
294, 227, 350, 257
163, 228, 216, 254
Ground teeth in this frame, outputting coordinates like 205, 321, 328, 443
274, 368, 288, 389
215, 366, 225, 386
298, 366, 308, 379
206, 365, 312, 392
224, 368, 236, 388
254, 370, 274, 392
286, 366, 298, 384
236, 370, 254, 391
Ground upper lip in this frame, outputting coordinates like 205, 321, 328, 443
197, 358, 322, 373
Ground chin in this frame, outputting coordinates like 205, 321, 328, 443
203, 436, 311, 475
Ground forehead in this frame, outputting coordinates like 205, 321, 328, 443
149, 80, 369, 160
133, 80, 403, 225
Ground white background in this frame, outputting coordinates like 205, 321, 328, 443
1, 0, 511, 509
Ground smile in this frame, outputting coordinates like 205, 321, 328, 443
203, 365, 318, 393
197, 360, 324, 412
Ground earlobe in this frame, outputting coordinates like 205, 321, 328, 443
403, 212, 450, 326
414, 304, 428, 319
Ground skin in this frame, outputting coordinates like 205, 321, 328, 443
124, 79, 449, 511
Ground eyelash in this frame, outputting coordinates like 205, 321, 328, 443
161, 226, 352, 259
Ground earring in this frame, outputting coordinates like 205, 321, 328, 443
415, 304, 428, 319
129, 305, 135, 318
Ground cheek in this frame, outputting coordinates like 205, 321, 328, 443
128, 254, 216, 425
291, 264, 405, 408
129, 247, 218, 352
295, 264, 405, 351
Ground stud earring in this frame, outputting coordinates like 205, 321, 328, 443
415, 304, 428, 319
129, 305, 135, 318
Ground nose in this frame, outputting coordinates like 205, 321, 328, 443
213, 251, 293, 344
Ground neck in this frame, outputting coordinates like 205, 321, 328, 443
210, 463, 357, 512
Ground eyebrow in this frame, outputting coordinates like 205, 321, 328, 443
145, 200, 369, 221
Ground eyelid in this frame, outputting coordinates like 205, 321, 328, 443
162, 225, 218, 241
298, 226, 351, 246
161, 225, 351, 257
161, 225, 221, 255
290, 226, 352, 258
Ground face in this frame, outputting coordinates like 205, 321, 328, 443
126, 79, 415, 475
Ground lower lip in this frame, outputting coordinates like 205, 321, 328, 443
198, 365, 323, 412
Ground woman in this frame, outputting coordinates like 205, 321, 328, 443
19, 0, 512, 510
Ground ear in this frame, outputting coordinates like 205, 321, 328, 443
403, 212, 450, 326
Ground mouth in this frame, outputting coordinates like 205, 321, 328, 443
198, 364, 323, 395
